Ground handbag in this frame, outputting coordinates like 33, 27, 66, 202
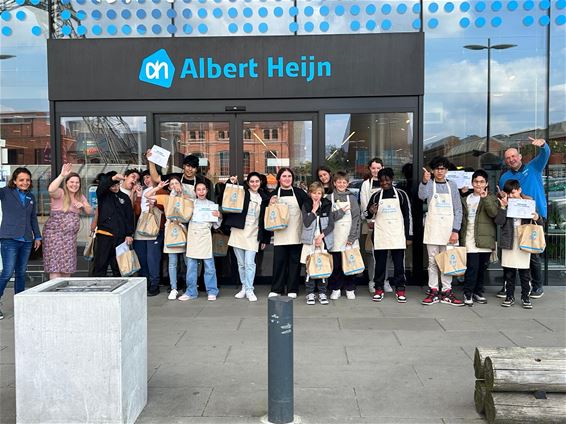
264, 202, 290, 231
164, 221, 187, 248
136, 208, 162, 237
221, 181, 245, 213
435, 245, 467, 276
165, 196, 193, 223
212, 232, 229, 257
306, 249, 333, 279
518, 221, 546, 253
341, 246, 365, 276
83, 232, 95, 261
116, 248, 141, 277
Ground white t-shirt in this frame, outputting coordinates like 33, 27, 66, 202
465, 194, 491, 253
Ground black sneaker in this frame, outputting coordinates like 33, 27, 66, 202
147, 288, 160, 297
496, 283, 507, 298
530, 288, 544, 299
501, 296, 515, 307
0, 308, 3, 320
522, 296, 533, 309
473, 293, 487, 304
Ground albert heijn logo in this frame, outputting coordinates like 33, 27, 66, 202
139, 49, 175, 88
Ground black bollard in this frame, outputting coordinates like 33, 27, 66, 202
268, 296, 294, 424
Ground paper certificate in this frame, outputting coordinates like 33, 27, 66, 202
115, 241, 130, 257
148, 145, 171, 169
193, 203, 219, 223
447, 171, 474, 189
506, 198, 536, 219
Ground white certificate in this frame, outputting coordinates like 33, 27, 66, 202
507, 198, 536, 219
115, 241, 130, 257
148, 145, 171, 169
193, 203, 219, 223
462, 172, 474, 189
447, 171, 473, 189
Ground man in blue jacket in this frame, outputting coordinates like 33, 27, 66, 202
498, 137, 550, 298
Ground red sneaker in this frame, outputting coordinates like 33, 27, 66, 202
372, 289, 384, 302
395, 289, 407, 303
421, 288, 439, 305
441, 290, 465, 306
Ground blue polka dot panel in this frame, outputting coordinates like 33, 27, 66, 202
1, 0, 565, 38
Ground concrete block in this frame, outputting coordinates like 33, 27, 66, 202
14, 277, 147, 424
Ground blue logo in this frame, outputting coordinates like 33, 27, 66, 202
139, 49, 175, 88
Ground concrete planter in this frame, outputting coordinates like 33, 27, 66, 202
14, 277, 147, 424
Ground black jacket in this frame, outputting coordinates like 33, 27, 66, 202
365, 187, 413, 241
96, 175, 135, 239
495, 206, 543, 250
222, 189, 271, 244
264, 186, 309, 209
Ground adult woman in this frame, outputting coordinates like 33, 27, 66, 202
43, 163, 93, 279
265, 167, 308, 298
0, 168, 42, 320
224, 172, 270, 302
315, 166, 334, 195
359, 158, 384, 293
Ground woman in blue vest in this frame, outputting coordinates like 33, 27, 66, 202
0, 168, 42, 320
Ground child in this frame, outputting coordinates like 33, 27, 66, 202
179, 181, 222, 301
495, 179, 542, 309
459, 170, 498, 306
328, 172, 361, 300
145, 176, 188, 300
418, 156, 464, 306
367, 168, 412, 303
300, 182, 335, 305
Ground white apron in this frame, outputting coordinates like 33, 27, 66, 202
423, 181, 454, 245
186, 220, 213, 259
329, 193, 359, 252
228, 191, 261, 252
373, 188, 406, 250
501, 219, 531, 269
274, 188, 302, 246
181, 177, 196, 199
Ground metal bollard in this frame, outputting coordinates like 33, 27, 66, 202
268, 297, 294, 424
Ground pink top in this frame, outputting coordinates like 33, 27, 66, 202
50, 188, 88, 214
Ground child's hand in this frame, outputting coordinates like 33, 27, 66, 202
532, 212, 539, 221
212, 210, 220, 217
340, 203, 351, 212
498, 194, 508, 208
314, 234, 324, 247
480, 188, 488, 198
369, 204, 378, 215
158, 180, 169, 189
422, 167, 431, 184
270, 196, 278, 205
311, 199, 320, 213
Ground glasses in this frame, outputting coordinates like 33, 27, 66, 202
472, 180, 487, 185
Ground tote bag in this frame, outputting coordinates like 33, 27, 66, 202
434, 245, 467, 276
221, 182, 245, 213
518, 221, 546, 253
136, 208, 162, 238
341, 246, 365, 276
116, 248, 141, 277
165, 196, 193, 223
264, 203, 289, 231
306, 250, 333, 279
164, 221, 187, 248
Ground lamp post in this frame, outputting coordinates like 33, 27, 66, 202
464, 38, 517, 153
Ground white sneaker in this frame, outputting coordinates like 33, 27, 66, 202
287, 292, 297, 299
207, 294, 217, 301
306, 293, 316, 305
168, 289, 178, 300
319, 294, 329, 305
384, 280, 393, 293
368, 281, 375, 294
234, 287, 246, 299
247, 292, 258, 302
346, 290, 356, 300
330, 290, 341, 300
268, 292, 280, 298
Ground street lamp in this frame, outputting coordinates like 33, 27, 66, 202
464, 38, 517, 153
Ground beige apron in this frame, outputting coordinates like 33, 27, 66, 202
465, 195, 491, 253
181, 177, 196, 200
274, 188, 301, 246
373, 188, 406, 250
186, 220, 213, 259
501, 219, 531, 269
300, 217, 325, 264
228, 191, 261, 252
423, 181, 454, 245
330, 193, 359, 252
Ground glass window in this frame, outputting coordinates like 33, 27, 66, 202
243, 152, 251, 175
218, 151, 230, 176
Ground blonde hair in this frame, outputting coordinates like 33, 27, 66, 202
62, 173, 82, 212
308, 181, 324, 195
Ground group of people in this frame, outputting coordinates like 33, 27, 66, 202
0, 137, 550, 319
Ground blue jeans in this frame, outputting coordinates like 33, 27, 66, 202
233, 247, 257, 293
0, 239, 33, 298
168, 253, 189, 290
134, 231, 164, 291
185, 257, 219, 298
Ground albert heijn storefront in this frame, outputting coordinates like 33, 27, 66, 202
48, 33, 430, 283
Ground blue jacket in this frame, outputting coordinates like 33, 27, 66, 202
499, 143, 550, 219
0, 187, 42, 241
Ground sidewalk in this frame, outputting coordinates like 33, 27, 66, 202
1, 285, 565, 424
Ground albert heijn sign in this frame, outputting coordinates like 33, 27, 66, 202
48, 33, 423, 101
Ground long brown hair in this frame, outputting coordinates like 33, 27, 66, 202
8, 167, 33, 190
62, 172, 83, 212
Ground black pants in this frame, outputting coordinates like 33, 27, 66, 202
271, 244, 302, 294
328, 251, 356, 291
463, 252, 491, 296
92, 233, 121, 277
530, 253, 542, 291
374, 249, 405, 290
503, 267, 531, 298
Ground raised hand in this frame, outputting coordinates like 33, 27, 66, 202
60, 163, 73, 178
529, 136, 546, 147
311, 199, 321, 213
113, 173, 125, 181
422, 167, 431, 184
158, 180, 170, 189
